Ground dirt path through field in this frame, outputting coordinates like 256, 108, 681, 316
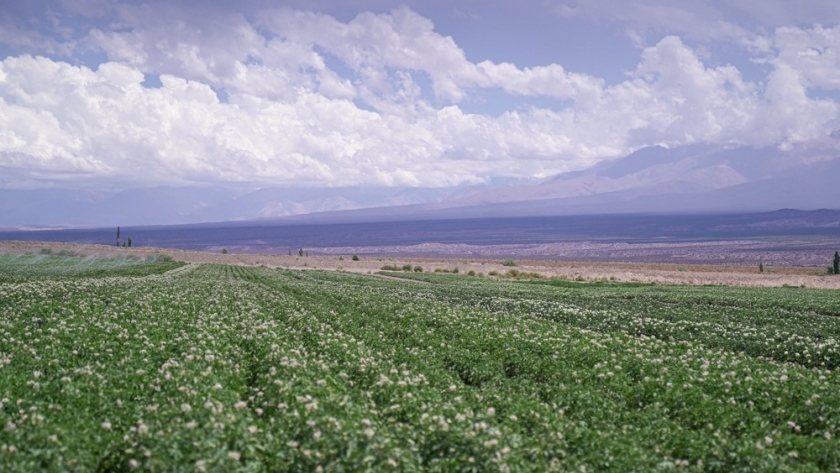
2, 239, 840, 289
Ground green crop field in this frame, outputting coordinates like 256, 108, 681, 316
0, 255, 838, 471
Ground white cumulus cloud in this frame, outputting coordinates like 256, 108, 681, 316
0, 2, 838, 190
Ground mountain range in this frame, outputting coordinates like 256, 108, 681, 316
1, 143, 838, 227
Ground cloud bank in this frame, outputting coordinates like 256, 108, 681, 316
0, 1, 839, 190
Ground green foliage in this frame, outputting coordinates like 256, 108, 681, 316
351, 255, 360, 261
0, 254, 183, 282
501, 259, 518, 267
413, 266, 423, 272
222, 248, 228, 254
0, 262, 839, 471
834, 251, 839, 275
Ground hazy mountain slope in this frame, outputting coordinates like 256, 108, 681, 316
1, 144, 836, 227
0, 185, 495, 227
456, 145, 801, 205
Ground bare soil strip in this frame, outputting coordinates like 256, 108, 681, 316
2, 240, 839, 289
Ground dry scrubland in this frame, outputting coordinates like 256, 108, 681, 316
2, 240, 839, 289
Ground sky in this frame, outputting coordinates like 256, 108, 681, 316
1, 0, 840, 192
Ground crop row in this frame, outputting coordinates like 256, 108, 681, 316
0, 260, 837, 471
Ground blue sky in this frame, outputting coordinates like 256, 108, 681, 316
1, 0, 840, 191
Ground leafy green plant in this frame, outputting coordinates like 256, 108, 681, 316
1, 260, 839, 471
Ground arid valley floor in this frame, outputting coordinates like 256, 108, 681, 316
3, 239, 839, 289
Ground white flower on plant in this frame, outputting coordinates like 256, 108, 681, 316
364, 428, 375, 438
102, 422, 112, 431
227, 451, 240, 461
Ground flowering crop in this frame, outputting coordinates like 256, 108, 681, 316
0, 258, 838, 471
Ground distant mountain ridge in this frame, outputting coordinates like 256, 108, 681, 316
0, 183, 515, 227
280, 143, 840, 224
1, 143, 838, 227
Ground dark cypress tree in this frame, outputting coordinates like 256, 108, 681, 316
116, 226, 121, 247
834, 251, 839, 275
127, 237, 132, 248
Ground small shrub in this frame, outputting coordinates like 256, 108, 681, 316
414, 266, 423, 272
467, 270, 476, 276
506, 269, 519, 278
402, 264, 413, 271
502, 259, 518, 267
453, 267, 459, 274
488, 270, 499, 276
575, 276, 585, 282
339, 256, 344, 261
352, 255, 360, 261
380, 265, 400, 271
39, 248, 52, 255
222, 248, 228, 254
